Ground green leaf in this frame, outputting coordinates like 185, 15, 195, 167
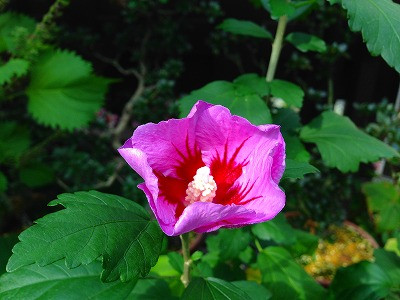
206, 228, 252, 261
268, 80, 304, 108
0, 171, 7, 193
0, 261, 141, 299
218, 18, 272, 39
0, 12, 35, 53
330, 249, 400, 300
167, 252, 184, 274
19, 163, 54, 188
0, 235, 18, 275
363, 182, 400, 232
256, 247, 327, 300
231, 281, 272, 300
7, 191, 164, 282
273, 108, 301, 134
286, 32, 327, 53
284, 135, 311, 163
282, 159, 318, 179
269, 0, 296, 19
0, 121, 30, 164
300, 111, 399, 172
251, 213, 297, 245
285, 229, 319, 257
341, 0, 400, 72
150, 255, 180, 277
233, 73, 269, 97
127, 278, 177, 300
179, 79, 272, 125
182, 277, 251, 300
26, 50, 113, 130
0, 59, 29, 85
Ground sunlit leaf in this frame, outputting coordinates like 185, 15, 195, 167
300, 111, 399, 172
286, 32, 327, 53
0, 59, 29, 85
7, 191, 164, 282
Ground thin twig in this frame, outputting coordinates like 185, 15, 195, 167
93, 161, 124, 189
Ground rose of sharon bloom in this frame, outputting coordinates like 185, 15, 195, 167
118, 101, 286, 236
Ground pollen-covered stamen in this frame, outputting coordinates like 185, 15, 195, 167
185, 166, 217, 205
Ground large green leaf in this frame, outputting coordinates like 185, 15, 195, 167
0, 261, 161, 299
0, 59, 29, 85
251, 213, 297, 245
363, 181, 400, 232
300, 111, 399, 172
268, 79, 304, 108
206, 228, 252, 262
182, 277, 251, 300
268, 0, 296, 19
282, 159, 318, 179
231, 281, 272, 300
341, 0, 400, 72
218, 18, 272, 39
0, 12, 36, 53
286, 32, 327, 53
7, 191, 164, 282
26, 50, 113, 130
233, 73, 269, 97
256, 247, 327, 300
330, 249, 400, 300
179, 78, 272, 125
0, 235, 18, 275
0, 121, 30, 164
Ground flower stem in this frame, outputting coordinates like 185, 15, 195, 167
180, 233, 192, 288
266, 15, 288, 82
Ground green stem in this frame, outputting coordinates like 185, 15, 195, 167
266, 15, 288, 82
180, 233, 192, 288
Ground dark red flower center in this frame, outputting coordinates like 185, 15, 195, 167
155, 136, 261, 218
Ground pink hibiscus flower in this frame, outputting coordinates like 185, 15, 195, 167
118, 101, 286, 236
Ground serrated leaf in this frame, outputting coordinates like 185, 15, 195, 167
0, 12, 35, 53
0, 235, 18, 274
179, 79, 272, 125
19, 163, 54, 188
182, 277, 252, 300
286, 32, 327, 53
0, 59, 29, 85
0, 121, 30, 164
7, 191, 164, 282
330, 249, 400, 300
26, 50, 113, 130
300, 111, 399, 172
0, 261, 142, 299
206, 228, 252, 261
218, 18, 272, 39
256, 247, 327, 300
231, 281, 272, 300
268, 79, 304, 108
341, 0, 400, 72
251, 213, 297, 245
0, 171, 7, 193
362, 182, 400, 232
283, 159, 318, 179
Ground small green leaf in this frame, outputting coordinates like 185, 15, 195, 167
341, 0, 400, 72
179, 79, 272, 125
182, 277, 251, 300
284, 135, 311, 163
330, 249, 400, 300
19, 163, 54, 188
286, 32, 327, 53
0, 121, 30, 164
218, 18, 272, 39
0, 171, 7, 193
256, 247, 327, 300
27, 50, 113, 130
0, 261, 140, 299
0, 59, 29, 85
233, 73, 269, 97
269, 0, 296, 19
0, 12, 35, 53
268, 80, 304, 108
300, 111, 399, 172
283, 159, 318, 179
363, 182, 400, 232
285, 229, 319, 257
231, 281, 272, 300
167, 252, 184, 274
7, 191, 164, 282
206, 228, 252, 261
251, 213, 297, 245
